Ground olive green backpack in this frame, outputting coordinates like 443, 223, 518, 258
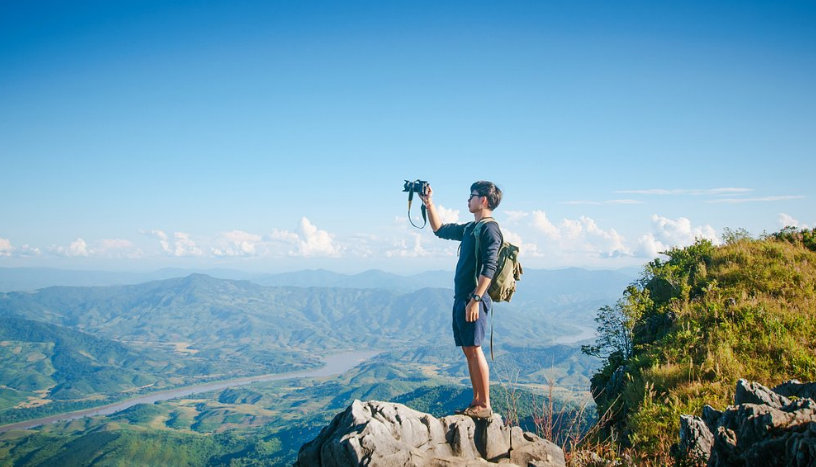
473, 218, 523, 359
473, 218, 523, 303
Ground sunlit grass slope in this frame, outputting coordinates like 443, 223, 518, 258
587, 228, 816, 464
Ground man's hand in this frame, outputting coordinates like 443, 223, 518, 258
419, 185, 433, 207
420, 185, 443, 232
466, 299, 480, 322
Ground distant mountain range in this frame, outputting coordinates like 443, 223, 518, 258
0, 266, 639, 296
1, 273, 609, 355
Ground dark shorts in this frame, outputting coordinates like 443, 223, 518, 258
452, 296, 490, 347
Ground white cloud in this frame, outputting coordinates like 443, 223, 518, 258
296, 218, 339, 257
549, 216, 630, 258
501, 228, 543, 258
266, 218, 339, 257
20, 244, 40, 256
49, 238, 91, 257
779, 213, 811, 229
69, 238, 90, 257
578, 217, 630, 258
172, 232, 203, 257
143, 229, 202, 257
514, 210, 723, 263
435, 205, 460, 224
386, 232, 427, 258
343, 234, 377, 258
531, 211, 560, 239
398, 204, 459, 228
634, 234, 667, 259
779, 213, 800, 228
0, 237, 13, 257
707, 195, 805, 204
144, 229, 171, 253
561, 218, 583, 239
527, 212, 632, 258
634, 215, 718, 258
269, 228, 300, 243
0, 239, 41, 257
211, 230, 263, 257
385, 214, 467, 259
651, 215, 717, 245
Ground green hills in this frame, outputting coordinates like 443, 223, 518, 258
0, 268, 614, 426
0, 353, 567, 466
585, 228, 816, 464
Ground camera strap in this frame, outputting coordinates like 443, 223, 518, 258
407, 190, 427, 229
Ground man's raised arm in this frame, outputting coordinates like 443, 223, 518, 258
419, 185, 443, 232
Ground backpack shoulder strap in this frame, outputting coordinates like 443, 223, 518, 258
473, 217, 500, 278
473, 217, 496, 239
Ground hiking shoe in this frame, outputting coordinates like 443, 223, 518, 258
454, 404, 475, 415
463, 405, 492, 419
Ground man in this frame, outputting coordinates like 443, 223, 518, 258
420, 181, 503, 419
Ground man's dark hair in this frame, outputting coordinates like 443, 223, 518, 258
471, 181, 502, 210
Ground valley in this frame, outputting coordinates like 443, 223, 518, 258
0, 267, 631, 465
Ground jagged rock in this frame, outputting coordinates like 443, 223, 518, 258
294, 400, 566, 467
774, 380, 816, 401
710, 398, 816, 466
733, 379, 790, 409
701, 405, 723, 434
675, 415, 714, 465
674, 380, 816, 467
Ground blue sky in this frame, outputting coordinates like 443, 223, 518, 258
1, 0, 814, 273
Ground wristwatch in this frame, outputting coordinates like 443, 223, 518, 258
470, 293, 482, 302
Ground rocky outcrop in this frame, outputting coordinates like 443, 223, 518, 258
294, 400, 565, 467
674, 379, 816, 466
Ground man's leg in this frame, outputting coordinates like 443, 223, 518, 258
463, 347, 480, 406
463, 345, 490, 409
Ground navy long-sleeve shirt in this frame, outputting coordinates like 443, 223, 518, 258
434, 219, 502, 300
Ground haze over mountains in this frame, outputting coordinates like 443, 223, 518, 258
0, 266, 638, 295
0, 267, 634, 425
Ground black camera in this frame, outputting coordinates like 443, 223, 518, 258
403, 179, 429, 229
403, 179, 429, 196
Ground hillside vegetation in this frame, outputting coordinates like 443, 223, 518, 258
585, 228, 816, 464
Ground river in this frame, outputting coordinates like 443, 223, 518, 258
551, 324, 597, 345
0, 350, 380, 433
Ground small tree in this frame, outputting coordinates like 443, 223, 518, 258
721, 227, 752, 245
582, 282, 652, 364
581, 302, 634, 363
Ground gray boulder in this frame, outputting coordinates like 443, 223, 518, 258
677, 414, 714, 465
294, 400, 566, 467
674, 379, 816, 467
774, 380, 816, 401
733, 379, 790, 408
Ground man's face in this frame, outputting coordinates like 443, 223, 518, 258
468, 192, 483, 213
